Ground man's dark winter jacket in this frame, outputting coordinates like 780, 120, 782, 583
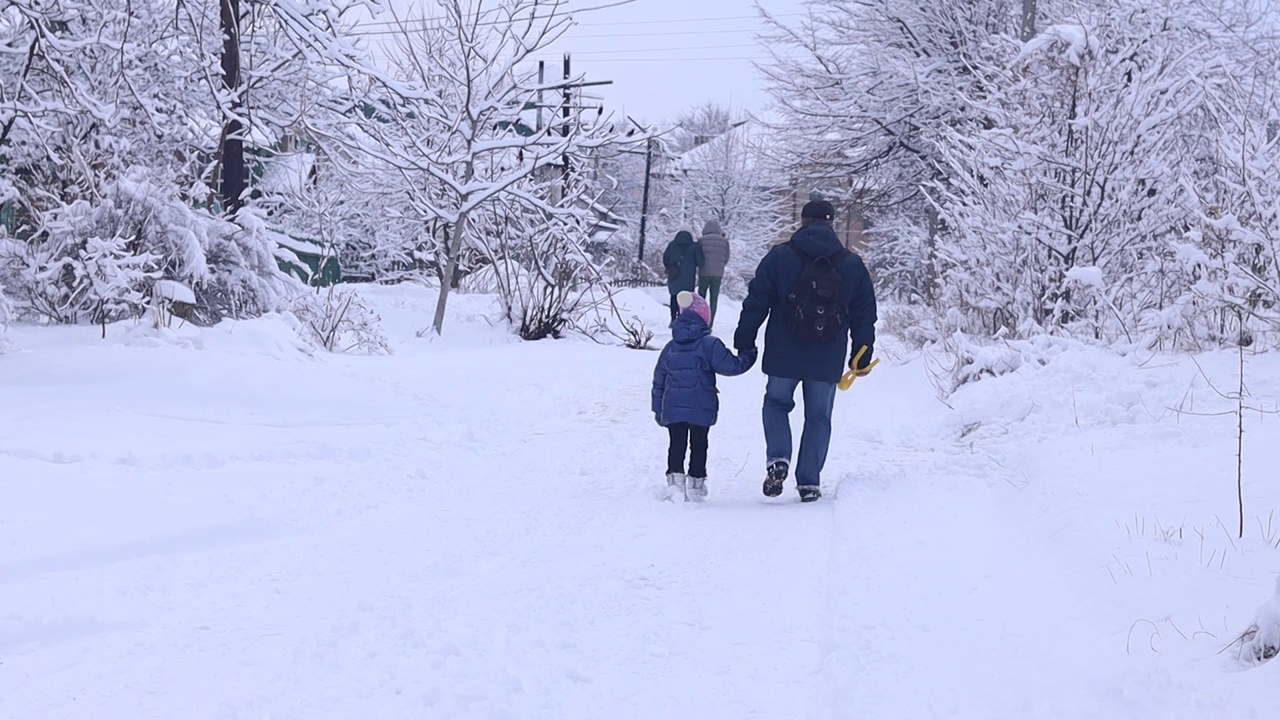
653, 311, 755, 427
732, 222, 877, 383
663, 231, 703, 294
697, 220, 731, 277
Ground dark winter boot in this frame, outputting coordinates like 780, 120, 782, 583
763, 458, 788, 498
798, 485, 822, 503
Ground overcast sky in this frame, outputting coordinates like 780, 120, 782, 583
352, 0, 801, 125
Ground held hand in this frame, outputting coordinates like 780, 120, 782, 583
839, 345, 880, 391
848, 345, 879, 375
654, 412, 663, 426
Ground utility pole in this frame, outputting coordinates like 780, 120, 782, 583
638, 138, 654, 265
1020, 0, 1037, 41
536, 60, 545, 132
219, 0, 245, 215
626, 116, 654, 267
561, 53, 571, 179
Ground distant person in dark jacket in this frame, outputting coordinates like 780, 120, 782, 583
653, 291, 756, 502
732, 200, 877, 502
696, 220, 731, 327
662, 229, 703, 322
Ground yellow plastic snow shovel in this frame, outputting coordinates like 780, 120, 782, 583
838, 345, 880, 391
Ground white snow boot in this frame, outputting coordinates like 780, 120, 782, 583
686, 476, 708, 503
664, 472, 687, 502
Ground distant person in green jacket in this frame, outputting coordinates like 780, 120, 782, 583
663, 229, 703, 322
696, 220, 730, 327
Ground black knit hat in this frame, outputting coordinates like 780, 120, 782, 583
801, 199, 835, 222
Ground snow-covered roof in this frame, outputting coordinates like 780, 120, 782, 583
586, 199, 625, 226
668, 120, 759, 175
258, 152, 317, 197
154, 279, 196, 305
266, 229, 328, 255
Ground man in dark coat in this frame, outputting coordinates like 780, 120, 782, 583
732, 200, 877, 502
696, 220, 731, 326
663, 229, 703, 321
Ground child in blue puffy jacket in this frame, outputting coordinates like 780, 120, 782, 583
652, 291, 756, 502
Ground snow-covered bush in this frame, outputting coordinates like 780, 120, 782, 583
1227, 574, 1280, 666
147, 279, 197, 330
466, 193, 599, 341
0, 279, 11, 352
289, 286, 391, 355
877, 303, 940, 350
11, 186, 164, 327
219, 208, 301, 320
929, 332, 1082, 393
590, 293, 655, 350
78, 234, 161, 336
2, 172, 290, 328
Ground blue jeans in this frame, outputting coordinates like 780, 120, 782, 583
763, 376, 838, 487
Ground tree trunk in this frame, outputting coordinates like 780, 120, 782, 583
925, 202, 940, 304
220, 0, 245, 215
431, 211, 469, 335
1020, 0, 1037, 42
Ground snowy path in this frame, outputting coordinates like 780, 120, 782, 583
5, 289, 1280, 718
806, 369, 1100, 719
818, 445, 1103, 719
2, 318, 842, 719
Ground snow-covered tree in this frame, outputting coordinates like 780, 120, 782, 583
464, 169, 607, 339
757, 0, 1280, 351
1169, 10, 1280, 345
670, 103, 736, 155
0, 0, 377, 328
755, 0, 1019, 300
664, 111, 788, 295
589, 121, 653, 275
934, 0, 1266, 344
331, 0, 632, 335
0, 0, 212, 214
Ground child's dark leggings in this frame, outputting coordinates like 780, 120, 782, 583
667, 423, 710, 477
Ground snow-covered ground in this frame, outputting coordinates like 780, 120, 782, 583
4, 284, 1280, 719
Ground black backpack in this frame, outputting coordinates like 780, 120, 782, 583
665, 243, 692, 280
784, 243, 849, 342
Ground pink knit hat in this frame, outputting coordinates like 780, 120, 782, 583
676, 291, 711, 326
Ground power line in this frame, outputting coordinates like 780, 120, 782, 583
362, 42, 764, 58
366, 44, 767, 59
349, 11, 800, 32
346, 25, 767, 40
367, 53, 765, 64
552, 56, 765, 63
544, 42, 760, 55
